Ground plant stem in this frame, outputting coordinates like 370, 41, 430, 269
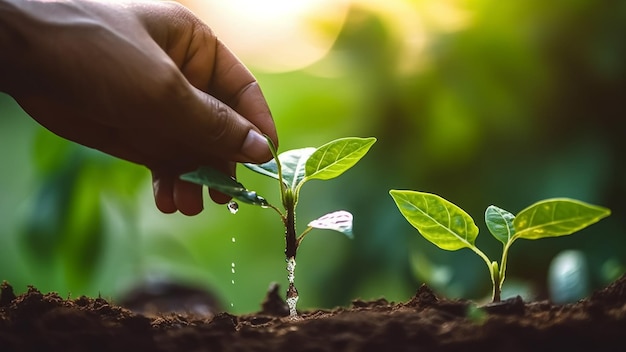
496, 240, 515, 302
284, 197, 298, 260
286, 256, 299, 318
283, 200, 299, 317
492, 261, 501, 302
468, 246, 499, 302
296, 226, 313, 248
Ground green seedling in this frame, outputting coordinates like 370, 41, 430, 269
389, 190, 611, 302
181, 137, 376, 317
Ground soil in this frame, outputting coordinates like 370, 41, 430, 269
1, 275, 625, 352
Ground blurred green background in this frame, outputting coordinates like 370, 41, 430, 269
1, 0, 625, 313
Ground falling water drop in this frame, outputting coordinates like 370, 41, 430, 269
229, 236, 237, 309
227, 201, 239, 214
286, 257, 296, 284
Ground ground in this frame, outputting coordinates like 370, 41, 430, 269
1, 275, 625, 351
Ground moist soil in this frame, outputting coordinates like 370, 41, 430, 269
1, 275, 625, 352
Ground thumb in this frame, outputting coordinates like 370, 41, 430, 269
176, 87, 273, 163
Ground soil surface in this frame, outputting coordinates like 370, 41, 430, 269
1, 276, 625, 352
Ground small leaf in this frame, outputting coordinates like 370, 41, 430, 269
485, 205, 516, 245
180, 166, 268, 206
390, 190, 479, 251
280, 148, 316, 190
305, 137, 376, 182
244, 160, 280, 181
514, 198, 610, 240
245, 147, 316, 190
307, 210, 354, 238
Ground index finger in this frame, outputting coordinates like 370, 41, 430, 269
209, 40, 278, 148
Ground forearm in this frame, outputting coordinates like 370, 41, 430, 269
0, 0, 102, 95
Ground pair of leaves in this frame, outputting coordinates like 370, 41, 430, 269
180, 137, 376, 237
485, 199, 611, 245
244, 137, 377, 195
389, 190, 611, 251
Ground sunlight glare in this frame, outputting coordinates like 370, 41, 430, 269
181, 0, 350, 72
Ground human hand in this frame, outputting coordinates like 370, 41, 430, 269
0, 0, 278, 216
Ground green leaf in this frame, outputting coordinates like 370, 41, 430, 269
245, 147, 316, 190
485, 205, 516, 245
307, 210, 354, 239
244, 159, 280, 181
389, 190, 479, 251
180, 166, 268, 206
514, 198, 611, 240
305, 137, 376, 182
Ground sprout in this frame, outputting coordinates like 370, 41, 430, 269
182, 137, 376, 317
390, 190, 610, 302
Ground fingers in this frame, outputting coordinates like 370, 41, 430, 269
152, 172, 177, 214
136, 2, 278, 152
169, 86, 271, 163
135, 1, 278, 214
151, 160, 236, 215
152, 171, 204, 216
173, 177, 204, 215
210, 40, 278, 147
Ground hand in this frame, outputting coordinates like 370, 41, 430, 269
0, 0, 278, 216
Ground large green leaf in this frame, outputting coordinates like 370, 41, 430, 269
180, 166, 268, 206
390, 190, 479, 251
485, 205, 516, 245
245, 147, 316, 190
305, 137, 376, 182
514, 198, 610, 240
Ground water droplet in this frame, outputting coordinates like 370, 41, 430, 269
286, 257, 296, 284
229, 237, 237, 310
227, 201, 239, 214
286, 257, 299, 318
286, 295, 299, 319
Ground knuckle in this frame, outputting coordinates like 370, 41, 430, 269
163, 2, 214, 36
161, 1, 191, 17
207, 99, 234, 143
153, 66, 188, 104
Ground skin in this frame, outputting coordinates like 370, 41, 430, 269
0, 0, 278, 216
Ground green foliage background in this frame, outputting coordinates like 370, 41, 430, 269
1, 0, 625, 312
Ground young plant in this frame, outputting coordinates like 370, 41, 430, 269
389, 190, 611, 302
181, 137, 376, 317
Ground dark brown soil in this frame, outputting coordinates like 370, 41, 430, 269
1, 275, 625, 352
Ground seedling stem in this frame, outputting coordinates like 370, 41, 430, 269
181, 136, 376, 315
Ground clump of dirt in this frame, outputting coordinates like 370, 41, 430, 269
1, 276, 625, 351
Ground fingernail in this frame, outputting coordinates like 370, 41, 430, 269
241, 130, 270, 162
